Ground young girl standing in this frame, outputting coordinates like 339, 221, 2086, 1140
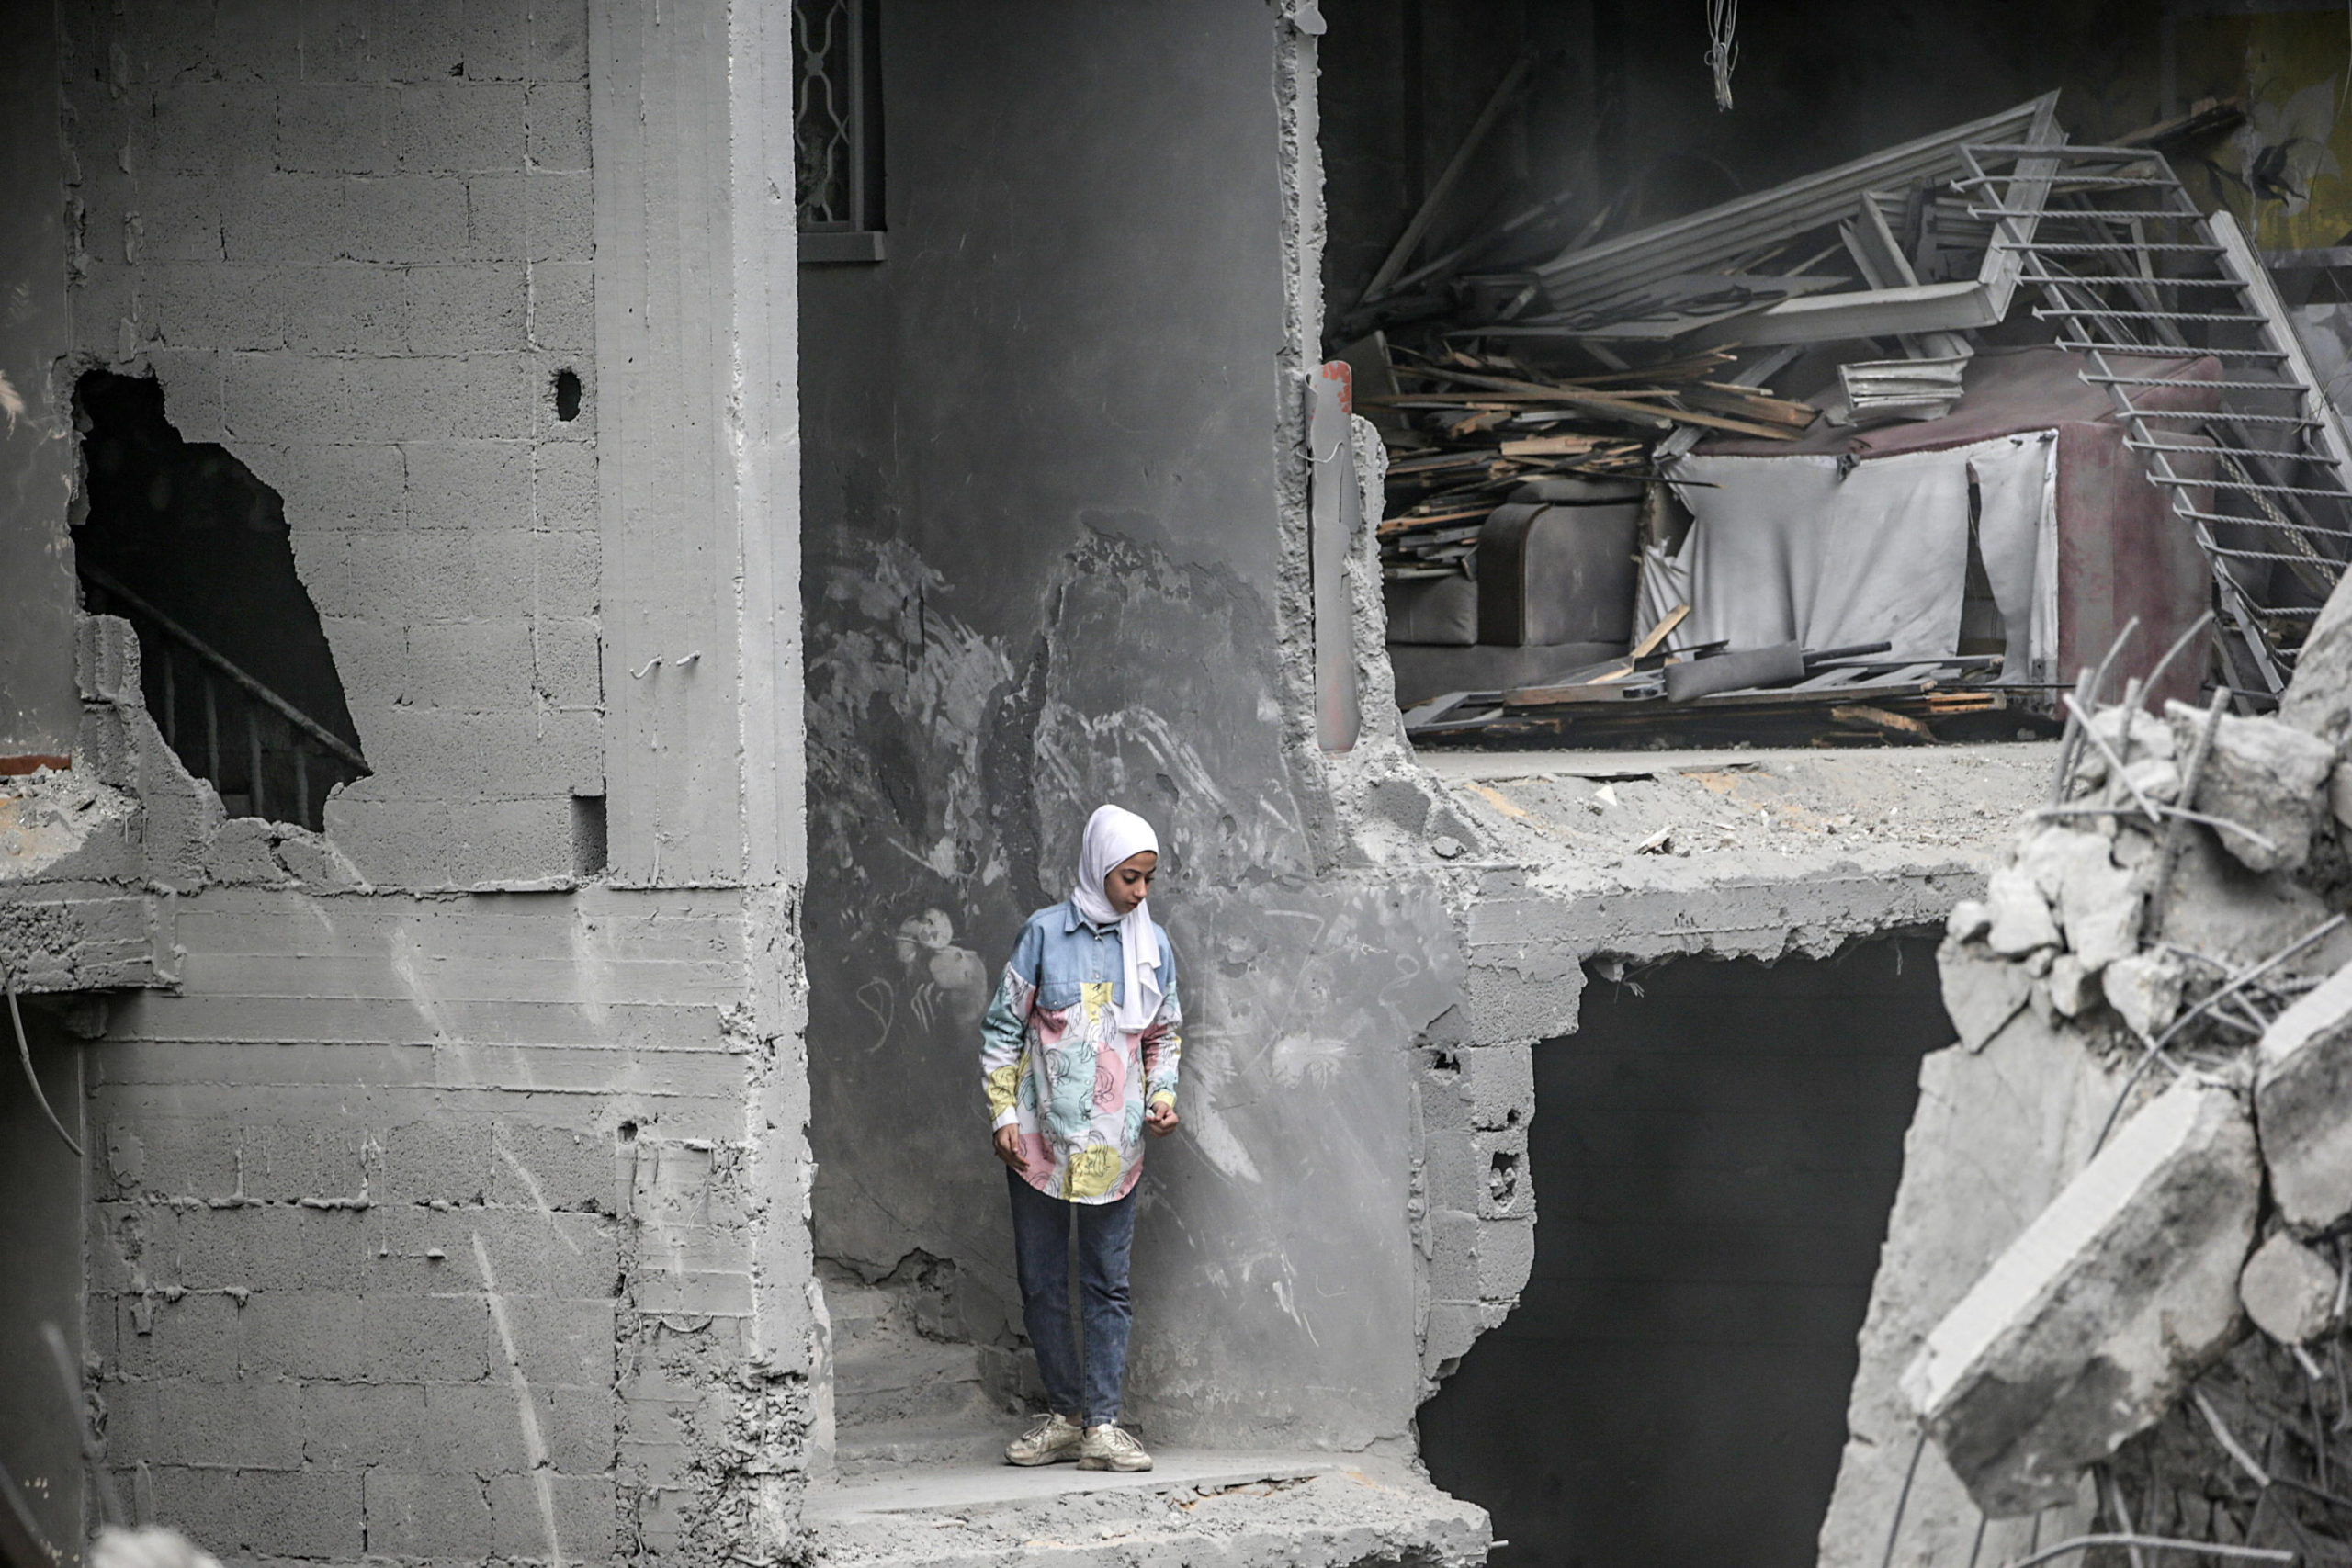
978, 804, 1182, 1472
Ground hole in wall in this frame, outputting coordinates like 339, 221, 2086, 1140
1420, 937, 1951, 1568
571, 794, 608, 878
71, 371, 368, 831
551, 367, 583, 423
1487, 1149, 1520, 1204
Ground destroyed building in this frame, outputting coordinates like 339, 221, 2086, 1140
12, 5, 2352, 1568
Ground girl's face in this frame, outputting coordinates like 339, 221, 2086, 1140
1103, 850, 1158, 916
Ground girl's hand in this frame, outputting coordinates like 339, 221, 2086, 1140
1144, 1101, 1180, 1138
992, 1126, 1028, 1170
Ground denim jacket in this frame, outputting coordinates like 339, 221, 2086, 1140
978, 900, 1183, 1203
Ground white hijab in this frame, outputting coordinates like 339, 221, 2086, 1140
1069, 804, 1163, 1032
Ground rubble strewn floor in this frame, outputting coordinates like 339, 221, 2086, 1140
1430, 741, 2055, 880
806, 1457, 1488, 1568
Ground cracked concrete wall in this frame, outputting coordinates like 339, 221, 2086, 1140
800, 0, 1474, 1454
61, 0, 601, 889
7, 1, 816, 1561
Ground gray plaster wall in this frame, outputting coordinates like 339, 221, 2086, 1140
0, 1001, 88, 1565
0, 0, 80, 762
800, 0, 1468, 1452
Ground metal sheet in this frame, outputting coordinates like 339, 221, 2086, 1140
1537, 95, 2061, 345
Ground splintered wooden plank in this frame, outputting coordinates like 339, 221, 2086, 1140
1831, 703, 1937, 742
1689, 680, 1938, 708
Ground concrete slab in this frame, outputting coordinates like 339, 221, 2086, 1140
1419, 740, 2058, 784
1433, 741, 2055, 881
1905, 1078, 2259, 1515
806, 1457, 1487, 1568
2256, 960, 2352, 1232
807, 1451, 1343, 1520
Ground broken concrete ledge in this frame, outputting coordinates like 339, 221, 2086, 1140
2255, 960, 2352, 1233
1904, 1078, 2258, 1516
805, 1455, 1488, 1568
1815, 1004, 2119, 1568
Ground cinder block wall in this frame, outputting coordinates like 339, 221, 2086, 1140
84, 887, 791, 1562
43, 2, 815, 1561
62, 0, 599, 889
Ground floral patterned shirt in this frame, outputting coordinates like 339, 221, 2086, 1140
979, 900, 1182, 1203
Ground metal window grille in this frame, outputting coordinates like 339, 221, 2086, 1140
793, 0, 883, 257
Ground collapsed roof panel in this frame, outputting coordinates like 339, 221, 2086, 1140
1532, 94, 2062, 346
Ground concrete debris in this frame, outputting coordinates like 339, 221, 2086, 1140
1815, 1004, 2117, 1568
1984, 864, 2062, 956
2166, 703, 2335, 873
2121, 756, 2183, 807
2151, 824, 2352, 979
2255, 961, 2352, 1234
2073, 706, 2177, 791
2237, 1232, 2337, 1346
1940, 937, 2033, 1051
2102, 951, 2186, 1043
2047, 953, 2099, 1018
1903, 1079, 2259, 1516
1948, 898, 1993, 943
1859, 561, 2352, 1543
2018, 825, 2142, 972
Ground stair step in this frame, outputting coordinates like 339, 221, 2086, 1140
832, 1419, 1013, 1478
835, 1337, 1000, 1431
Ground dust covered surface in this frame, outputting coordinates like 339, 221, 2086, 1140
807, 1461, 1489, 1568
1430, 742, 2056, 886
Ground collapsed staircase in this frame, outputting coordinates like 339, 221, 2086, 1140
1960, 138, 2352, 696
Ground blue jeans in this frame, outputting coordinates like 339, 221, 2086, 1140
1006, 1168, 1137, 1427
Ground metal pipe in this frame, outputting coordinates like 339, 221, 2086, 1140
204, 673, 220, 786
247, 703, 266, 820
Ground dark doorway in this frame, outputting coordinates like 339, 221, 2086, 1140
1421, 936, 1951, 1568
73, 370, 368, 830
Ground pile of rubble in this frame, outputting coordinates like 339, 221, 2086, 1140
1847, 590, 2352, 1566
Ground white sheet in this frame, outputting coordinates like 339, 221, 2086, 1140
1665, 432, 2054, 678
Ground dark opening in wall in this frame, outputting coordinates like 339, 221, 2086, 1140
551, 367, 583, 422
571, 794, 608, 877
1421, 937, 1951, 1568
72, 371, 368, 831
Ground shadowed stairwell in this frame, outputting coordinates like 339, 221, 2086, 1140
71, 370, 368, 830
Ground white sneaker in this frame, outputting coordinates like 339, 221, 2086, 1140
1078, 1423, 1152, 1472
1005, 1412, 1083, 1466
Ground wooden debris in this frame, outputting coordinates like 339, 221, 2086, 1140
1831, 703, 1938, 743
1628, 604, 1690, 659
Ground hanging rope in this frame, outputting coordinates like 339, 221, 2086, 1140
1705, 0, 1738, 111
